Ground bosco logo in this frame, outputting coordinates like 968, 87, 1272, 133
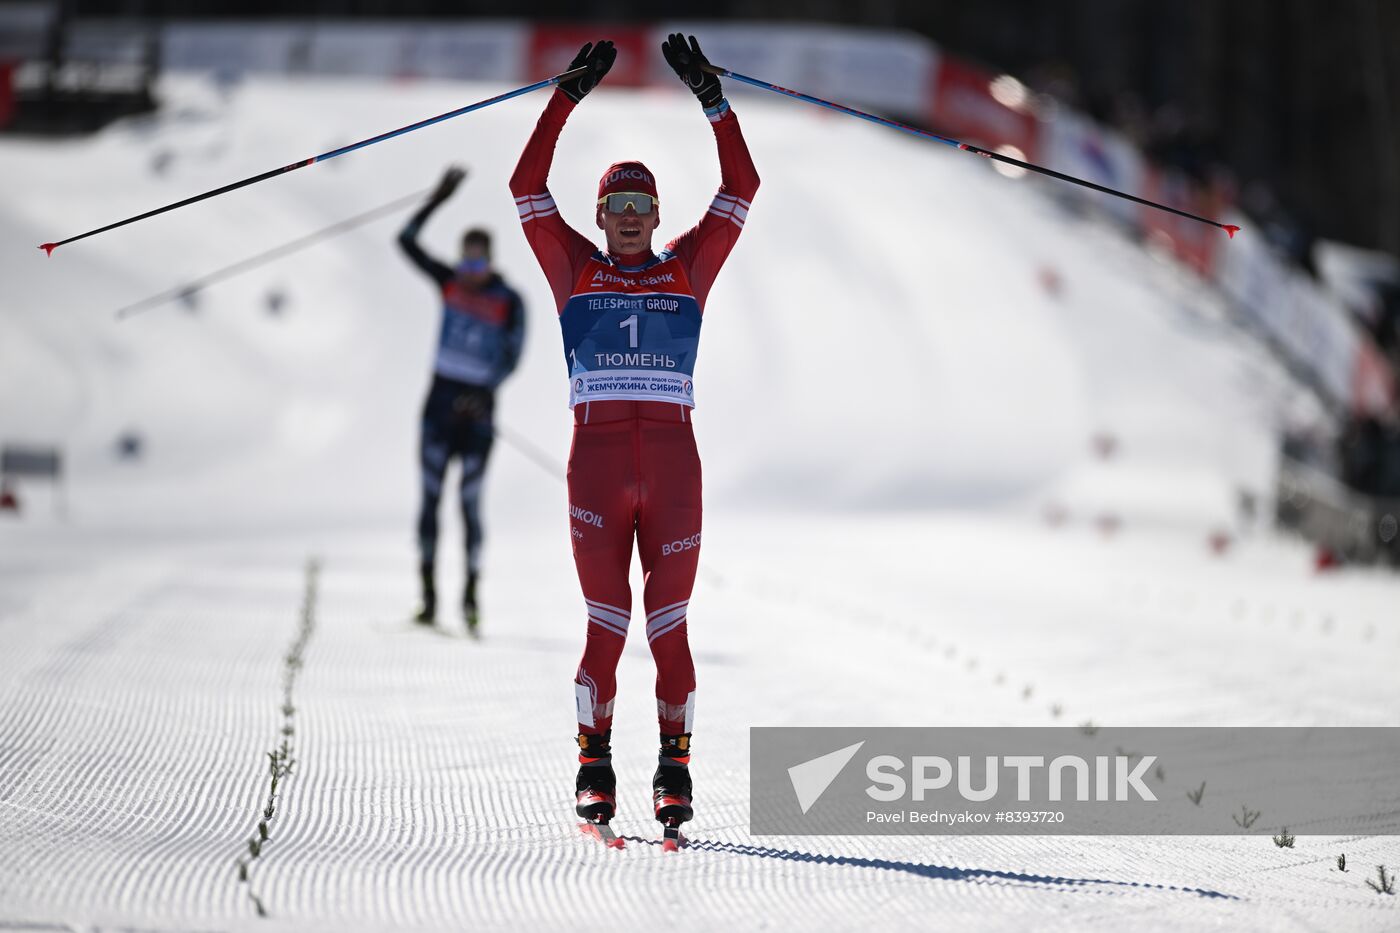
661, 532, 701, 556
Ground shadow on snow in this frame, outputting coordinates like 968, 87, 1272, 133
618, 835, 1236, 900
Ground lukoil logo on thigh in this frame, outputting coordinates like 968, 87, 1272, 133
570, 503, 604, 528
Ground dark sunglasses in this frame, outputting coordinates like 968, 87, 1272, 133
597, 192, 657, 214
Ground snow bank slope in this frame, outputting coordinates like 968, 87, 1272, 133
2, 75, 1309, 529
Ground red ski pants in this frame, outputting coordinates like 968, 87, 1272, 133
568, 405, 700, 736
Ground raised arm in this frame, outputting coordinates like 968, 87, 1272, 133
509, 42, 616, 312
666, 104, 759, 308
398, 166, 464, 287
659, 34, 761, 308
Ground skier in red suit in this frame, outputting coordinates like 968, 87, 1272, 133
510, 34, 759, 831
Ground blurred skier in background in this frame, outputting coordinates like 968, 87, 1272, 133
398, 166, 526, 635
510, 34, 759, 834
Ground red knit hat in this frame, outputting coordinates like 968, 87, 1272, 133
597, 161, 658, 201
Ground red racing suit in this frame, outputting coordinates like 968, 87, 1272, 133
510, 88, 759, 736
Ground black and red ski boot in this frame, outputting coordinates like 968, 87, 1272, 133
577, 732, 623, 848
653, 733, 693, 829
575, 731, 617, 821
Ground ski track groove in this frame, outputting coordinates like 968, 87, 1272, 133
237, 559, 319, 921
0, 554, 307, 926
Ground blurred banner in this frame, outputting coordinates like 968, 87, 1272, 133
0, 61, 14, 129
1137, 165, 1222, 278
528, 25, 650, 87
928, 55, 1038, 160
15, 17, 1390, 418
1039, 109, 1143, 229
1276, 456, 1400, 564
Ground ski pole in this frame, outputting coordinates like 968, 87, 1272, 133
491, 422, 567, 480
703, 64, 1240, 238
113, 186, 435, 320
38, 65, 589, 256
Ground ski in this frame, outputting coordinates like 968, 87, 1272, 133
579, 817, 625, 849
660, 817, 687, 852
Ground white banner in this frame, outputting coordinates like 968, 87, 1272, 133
653, 22, 936, 117
1216, 221, 1359, 407
308, 21, 526, 81
163, 20, 528, 81
570, 369, 695, 408
1039, 108, 1144, 226
164, 22, 318, 75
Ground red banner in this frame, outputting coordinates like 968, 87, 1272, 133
1138, 166, 1223, 278
0, 62, 14, 129
928, 56, 1038, 158
526, 26, 651, 86
1351, 337, 1397, 416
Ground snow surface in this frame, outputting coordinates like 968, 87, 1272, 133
1, 74, 1397, 932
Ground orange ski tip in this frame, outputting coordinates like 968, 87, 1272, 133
1223, 224, 1240, 239
39, 243, 57, 256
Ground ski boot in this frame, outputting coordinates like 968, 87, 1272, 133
576, 731, 623, 848
653, 733, 692, 850
463, 570, 480, 637
414, 562, 436, 625
576, 731, 617, 821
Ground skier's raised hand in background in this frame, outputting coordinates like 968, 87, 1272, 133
430, 165, 466, 203
661, 34, 723, 110
557, 41, 617, 104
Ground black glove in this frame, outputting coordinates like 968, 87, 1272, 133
431, 165, 466, 203
557, 41, 616, 104
661, 33, 723, 110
